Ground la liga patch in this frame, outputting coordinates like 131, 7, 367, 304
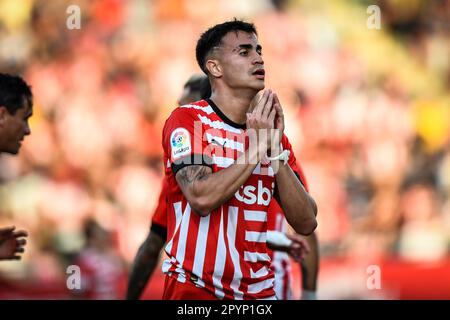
170, 127, 191, 160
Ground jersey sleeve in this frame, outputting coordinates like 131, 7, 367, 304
150, 178, 168, 241
281, 134, 309, 192
162, 107, 213, 176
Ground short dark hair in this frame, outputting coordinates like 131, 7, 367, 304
184, 75, 211, 100
199, 76, 211, 99
196, 19, 257, 74
0, 73, 33, 115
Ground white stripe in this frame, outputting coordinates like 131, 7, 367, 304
253, 163, 274, 177
227, 206, 244, 300
245, 231, 266, 243
175, 205, 191, 283
248, 278, 275, 294
198, 115, 242, 134
162, 258, 171, 274
250, 266, 269, 279
212, 208, 226, 299
192, 215, 210, 287
212, 156, 234, 168
180, 104, 214, 114
205, 133, 244, 152
272, 259, 284, 299
272, 252, 292, 300
165, 202, 184, 253
244, 251, 270, 263
244, 210, 267, 222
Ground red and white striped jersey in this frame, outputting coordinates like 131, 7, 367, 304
267, 200, 292, 300
161, 99, 300, 300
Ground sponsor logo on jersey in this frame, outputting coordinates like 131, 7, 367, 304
170, 128, 191, 160
235, 180, 274, 205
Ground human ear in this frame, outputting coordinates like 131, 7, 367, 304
206, 59, 222, 78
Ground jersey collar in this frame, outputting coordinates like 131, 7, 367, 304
206, 99, 247, 129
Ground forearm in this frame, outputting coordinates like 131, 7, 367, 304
274, 162, 317, 235
126, 232, 165, 300
178, 145, 262, 216
301, 232, 319, 291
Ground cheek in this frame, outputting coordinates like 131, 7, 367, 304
224, 62, 247, 81
12, 122, 23, 137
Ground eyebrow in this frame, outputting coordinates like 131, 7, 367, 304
233, 44, 262, 52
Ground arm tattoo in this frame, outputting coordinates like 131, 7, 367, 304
176, 165, 211, 188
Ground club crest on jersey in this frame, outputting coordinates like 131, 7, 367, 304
171, 128, 191, 160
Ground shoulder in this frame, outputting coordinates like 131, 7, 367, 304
165, 100, 212, 125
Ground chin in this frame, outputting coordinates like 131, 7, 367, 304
251, 82, 265, 91
8, 144, 21, 154
3, 149, 19, 155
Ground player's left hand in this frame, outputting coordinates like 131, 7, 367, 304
272, 93, 284, 141
266, 93, 284, 154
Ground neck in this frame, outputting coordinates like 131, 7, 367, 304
209, 84, 257, 125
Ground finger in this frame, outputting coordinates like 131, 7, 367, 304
13, 230, 28, 238
15, 247, 25, 253
268, 106, 276, 125
246, 113, 254, 127
253, 90, 270, 117
287, 234, 311, 253
300, 240, 311, 253
261, 90, 273, 119
273, 95, 284, 116
249, 91, 263, 112
16, 239, 27, 246
0, 226, 15, 235
273, 93, 281, 109
263, 94, 273, 119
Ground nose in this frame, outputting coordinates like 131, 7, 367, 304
24, 123, 31, 136
253, 52, 264, 65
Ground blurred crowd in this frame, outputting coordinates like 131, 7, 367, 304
0, 0, 449, 298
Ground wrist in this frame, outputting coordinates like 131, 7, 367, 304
266, 149, 290, 166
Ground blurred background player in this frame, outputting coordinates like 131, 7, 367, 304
267, 183, 319, 300
0, 73, 32, 261
127, 72, 318, 300
71, 218, 126, 299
